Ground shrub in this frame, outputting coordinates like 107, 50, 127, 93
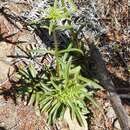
16, 44, 101, 126
15, 0, 102, 126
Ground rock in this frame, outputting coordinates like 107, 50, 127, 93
0, 98, 17, 130
106, 106, 116, 120
64, 109, 88, 130
114, 120, 121, 130
0, 42, 14, 84
0, 1, 39, 85
0, 4, 20, 84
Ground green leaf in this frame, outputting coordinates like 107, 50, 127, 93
40, 82, 52, 92
48, 102, 61, 124
49, 20, 55, 35
70, 66, 81, 74
50, 78, 59, 90
18, 69, 30, 79
67, 100, 75, 119
64, 57, 72, 85
55, 25, 72, 30
59, 48, 83, 55
59, 105, 66, 119
85, 95, 99, 108
39, 96, 50, 109
35, 92, 41, 106
41, 99, 53, 112
28, 93, 36, 105
28, 64, 37, 78
74, 107, 84, 126
79, 76, 102, 89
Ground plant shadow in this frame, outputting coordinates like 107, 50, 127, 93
0, 32, 26, 44
0, 7, 25, 31
0, 7, 27, 44
81, 54, 130, 105
0, 127, 7, 130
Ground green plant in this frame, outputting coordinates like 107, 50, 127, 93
30, 0, 76, 35
16, 44, 101, 126
30, 0, 78, 47
15, 0, 102, 126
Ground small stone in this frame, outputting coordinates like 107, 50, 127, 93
0, 100, 6, 107
106, 106, 116, 119
23, 101, 27, 105
114, 120, 121, 130
64, 108, 88, 130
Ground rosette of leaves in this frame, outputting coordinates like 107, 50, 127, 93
29, 0, 77, 34
16, 45, 101, 126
